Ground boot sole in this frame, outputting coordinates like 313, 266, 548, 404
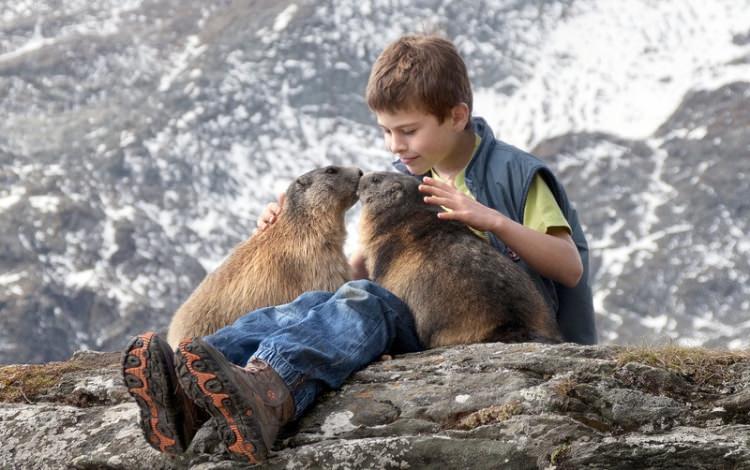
122, 332, 185, 454
175, 338, 267, 464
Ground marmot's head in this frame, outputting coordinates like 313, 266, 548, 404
358, 172, 427, 220
285, 166, 363, 216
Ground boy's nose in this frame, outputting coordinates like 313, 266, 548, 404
390, 135, 407, 154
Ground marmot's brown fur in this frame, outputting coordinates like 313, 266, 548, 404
166, 165, 363, 348
357, 171, 562, 348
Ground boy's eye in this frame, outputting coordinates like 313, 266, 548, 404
402, 129, 415, 135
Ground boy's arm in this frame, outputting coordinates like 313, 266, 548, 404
419, 177, 583, 288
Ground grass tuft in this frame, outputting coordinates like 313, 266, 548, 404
0, 362, 86, 403
616, 344, 750, 387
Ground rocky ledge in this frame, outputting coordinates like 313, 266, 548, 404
1, 343, 749, 469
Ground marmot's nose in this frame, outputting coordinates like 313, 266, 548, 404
358, 169, 364, 178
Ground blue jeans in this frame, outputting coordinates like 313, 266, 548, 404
203, 280, 422, 419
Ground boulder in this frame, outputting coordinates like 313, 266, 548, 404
1, 343, 749, 469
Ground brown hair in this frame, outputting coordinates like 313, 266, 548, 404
366, 34, 473, 123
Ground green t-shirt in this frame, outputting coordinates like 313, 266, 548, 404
431, 135, 570, 238
523, 174, 571, 234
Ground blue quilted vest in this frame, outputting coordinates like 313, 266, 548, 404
393, 117, 597, 345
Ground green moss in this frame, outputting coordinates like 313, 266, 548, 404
550, 442, 571, 465
0, 362, 85, 403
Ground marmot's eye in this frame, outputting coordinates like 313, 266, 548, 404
325, 167, 338, 174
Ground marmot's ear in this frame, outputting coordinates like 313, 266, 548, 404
296, 174, 312, 189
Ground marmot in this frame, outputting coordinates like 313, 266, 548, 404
357, 171, 562, 348
166, 165, 363, 349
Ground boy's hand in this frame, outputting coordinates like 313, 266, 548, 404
421, 177, 583, 287
419, 177, 502, 232
255, 192, 286, 232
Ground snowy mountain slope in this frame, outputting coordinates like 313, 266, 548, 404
534, 82, 750, 347
0, 0, 748, 363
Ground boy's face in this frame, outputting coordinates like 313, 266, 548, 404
375, 107, 466, 175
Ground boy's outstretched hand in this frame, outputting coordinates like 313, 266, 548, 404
419, 176, 502, 232
255, 192, 286, 233
420, 176, 583, 287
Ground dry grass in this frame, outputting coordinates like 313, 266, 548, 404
551, 376, 578, 398
615, 344, 750, 387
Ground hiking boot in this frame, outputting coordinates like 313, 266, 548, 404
122, 332, 206, 454
174, 337, 295, 464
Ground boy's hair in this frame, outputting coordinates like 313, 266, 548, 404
366, 34, 473, 123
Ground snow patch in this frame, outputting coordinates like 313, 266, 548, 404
0, 271, 25, 286
640, 315, 669, 331
29, 195, 61, 213
0, 186, 26, 211
273, 4, 299, 32
119, 131, 136, 147
68, 269, 97, 289
474, 0, 750, 148
0, 21, 58, 64
159, 35, 207, 92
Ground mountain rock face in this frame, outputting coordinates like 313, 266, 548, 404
2, 343, 749, 469
532, 82, 750, 348
1, 0, 750, 364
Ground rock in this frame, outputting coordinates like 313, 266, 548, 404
1, 343, 749, 469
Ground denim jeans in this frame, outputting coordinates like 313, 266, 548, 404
203, 280, 422, 419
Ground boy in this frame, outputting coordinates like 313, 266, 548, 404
362, 35, 596, 341
123, 34, 596, 464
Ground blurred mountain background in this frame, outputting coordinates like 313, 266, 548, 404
1, 0, 748, 364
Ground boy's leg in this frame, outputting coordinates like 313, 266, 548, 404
121, 293, 336, 454
176, 280, 421, 463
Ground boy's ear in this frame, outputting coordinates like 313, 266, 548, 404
450, 103, 470, 131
